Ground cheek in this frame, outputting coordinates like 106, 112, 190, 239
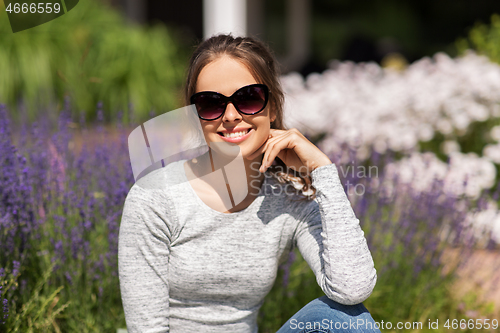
256, 125, 271, 144
200, 122, 217, 139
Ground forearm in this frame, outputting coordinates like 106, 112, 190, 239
296, 163, 377, 305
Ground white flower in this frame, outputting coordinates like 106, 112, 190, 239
464, 200, 500, 246
281, 51, 500, 161
381, 151, 496, 199
441, 140, 460, 155
483, 143, 500, 164
490, 125, 500, 142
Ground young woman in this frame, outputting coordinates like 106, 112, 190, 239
118, 34, 380, 333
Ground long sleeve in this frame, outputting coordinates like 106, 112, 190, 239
118, 184, 174, 333
293, 163, 377, 305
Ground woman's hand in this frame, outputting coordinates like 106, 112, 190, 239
247, 128, 332, 174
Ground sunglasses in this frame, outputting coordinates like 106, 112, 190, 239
190, 83, 269, 121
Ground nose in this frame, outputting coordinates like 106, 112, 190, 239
222, 102, 242, 122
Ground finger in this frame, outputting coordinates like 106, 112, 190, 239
266, 131, 297, 163
269, 129, 286, 136
247, 135, 272, 161
256, 136, 284, 172
247, 132, 285, 160
260, 132, 292, 165
261, 135, 292, 172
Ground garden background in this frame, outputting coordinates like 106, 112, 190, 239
2, 0, 500, 332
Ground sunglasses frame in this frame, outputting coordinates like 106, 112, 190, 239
190, 83, 269, 121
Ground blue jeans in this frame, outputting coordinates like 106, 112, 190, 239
275, 296, 381, 333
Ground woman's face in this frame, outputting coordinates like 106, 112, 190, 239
194, 55, 275, 159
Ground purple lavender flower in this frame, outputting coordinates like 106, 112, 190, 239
1, 100, 140, 328
1, 106, 37, 260
12, 261, 20, 277
65, 271, 73, 286
2, 298, 8, 323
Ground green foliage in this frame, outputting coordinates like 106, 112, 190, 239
36, 206, 126, 332
2, 261, 70, 333
0, 0, 186, 124
456, 14, 500, 64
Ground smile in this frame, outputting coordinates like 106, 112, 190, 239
217, 128, 253, 142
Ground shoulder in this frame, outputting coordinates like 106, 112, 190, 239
123, 160, 185, 222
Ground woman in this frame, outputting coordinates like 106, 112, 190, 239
118, 34, 380, 333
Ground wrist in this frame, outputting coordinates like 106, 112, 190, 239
313, 155, 333, 171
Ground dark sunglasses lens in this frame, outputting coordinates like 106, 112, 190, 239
193, 94, 226, 120
233, 86, 267, 114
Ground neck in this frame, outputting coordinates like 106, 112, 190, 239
206, 147, 265, 196
186, 147, 265, 196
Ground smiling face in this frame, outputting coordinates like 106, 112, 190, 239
194, 55, 276, 158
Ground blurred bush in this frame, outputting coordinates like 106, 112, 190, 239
457, 13, 500, 64
0, 0, 186, 124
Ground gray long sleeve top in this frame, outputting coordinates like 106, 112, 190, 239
118, 159, 377, 333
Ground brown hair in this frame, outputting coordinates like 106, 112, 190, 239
185, 34, 316, 200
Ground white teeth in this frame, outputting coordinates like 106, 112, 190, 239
222, 129, 249, 138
